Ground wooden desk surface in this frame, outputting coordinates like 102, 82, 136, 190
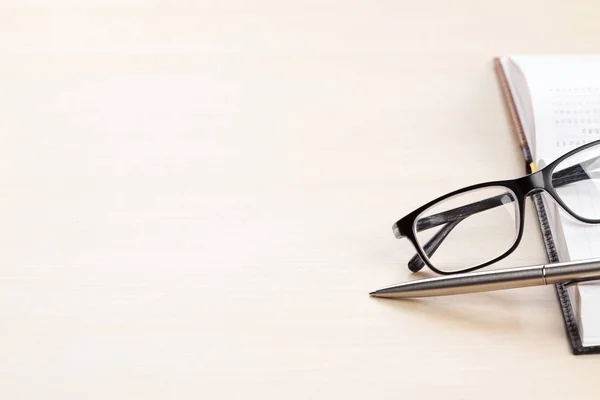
1, 1, 600, 398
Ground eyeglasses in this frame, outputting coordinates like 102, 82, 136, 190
394, 139, 600, 275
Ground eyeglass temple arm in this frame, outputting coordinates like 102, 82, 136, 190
407, 162, 592, 272
407, 219, 461, 272
551, 161, 597, 187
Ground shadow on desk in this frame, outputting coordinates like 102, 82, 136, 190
370, 285, 558, 336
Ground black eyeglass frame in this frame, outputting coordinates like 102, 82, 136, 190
393, 140, 600, 275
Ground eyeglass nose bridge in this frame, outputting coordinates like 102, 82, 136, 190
516, 169, 548, 197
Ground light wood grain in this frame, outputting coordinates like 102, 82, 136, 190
1, 1, 600, 398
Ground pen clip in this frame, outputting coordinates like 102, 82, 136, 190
563, 276, 600, 287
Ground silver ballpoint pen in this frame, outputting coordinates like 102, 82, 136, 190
370, 258, 600, 298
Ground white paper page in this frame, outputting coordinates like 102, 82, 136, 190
509, 55, 600, 163
578, 283, 600, 346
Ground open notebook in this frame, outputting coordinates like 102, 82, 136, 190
496, 55, 600, 354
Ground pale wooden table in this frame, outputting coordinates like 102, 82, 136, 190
1, 1, 600, 398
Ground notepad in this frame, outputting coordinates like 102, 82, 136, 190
499, 55, 600, 348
